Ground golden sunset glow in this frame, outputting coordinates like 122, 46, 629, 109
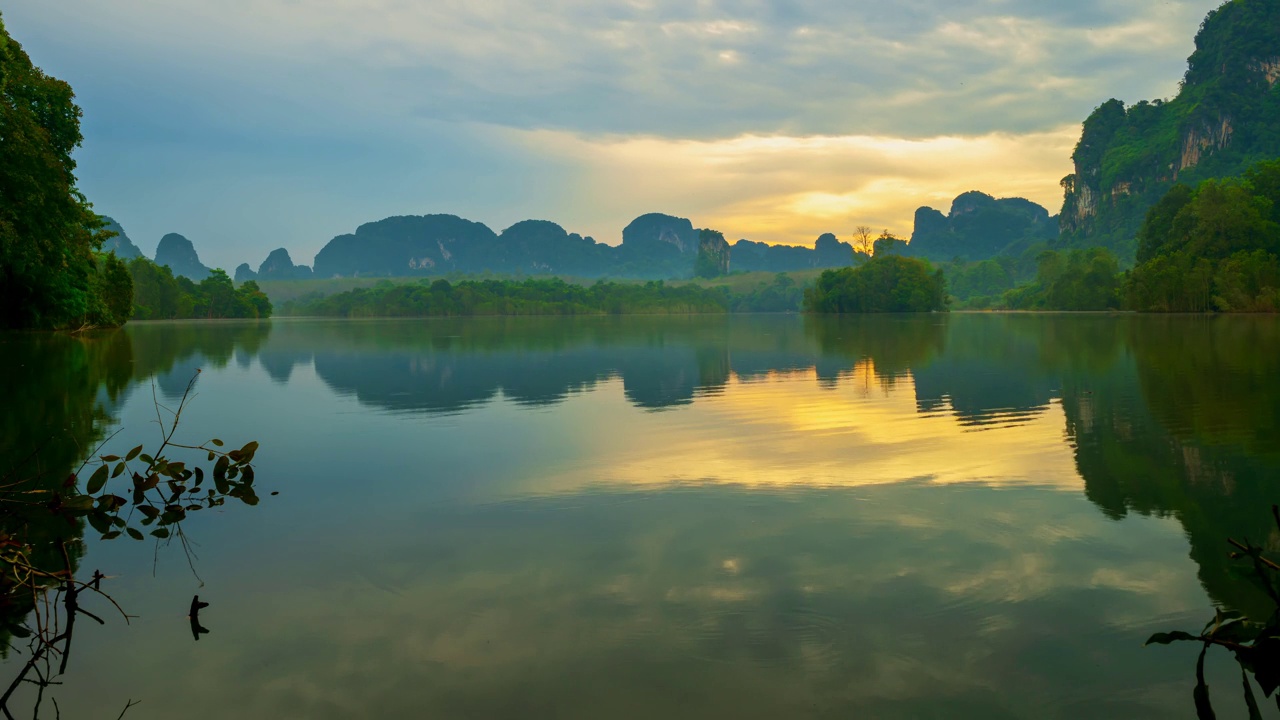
494, 368, 1081, 500
505, 126, 1079, 244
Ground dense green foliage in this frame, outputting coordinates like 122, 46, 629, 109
1001, 248, 1123, 311
1127, 159, 1280, 311
803, 255, 947, 313
1059, 0, 1280, 260
280, 277, 731, 316
0, 14, 124, 328
725, 273, 807, 312
128, 258, 272, 320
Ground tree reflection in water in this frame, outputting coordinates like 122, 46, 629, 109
0, 325, 271, 718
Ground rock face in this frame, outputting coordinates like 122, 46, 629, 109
313, 215, 501, 278
234, 263, 258, 282
621, 213, 699, 254
154, 233, 211, 281
905, 191, 1057, 262
1058, 0, 1280, 260
496, 220, 609, 276
813, 233, 855, 267
99, 216, 143, 259
731, 234, 855, 273
311, 212, 721, 280
694, 230, 731, 278
615, 213, 701, 278
257, 248, 314, 280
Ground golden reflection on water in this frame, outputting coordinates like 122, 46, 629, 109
513, 361, 1082, 499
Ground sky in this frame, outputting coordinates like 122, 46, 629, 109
4, 0, 1222, 271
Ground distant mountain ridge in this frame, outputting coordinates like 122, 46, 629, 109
306, 212, 857, 280
905, 191, 1058, 262
1058, 0, 1280, 260
96, 212, 861, 285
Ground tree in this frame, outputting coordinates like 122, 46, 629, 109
852, 225, 875, 257
804, 255, 947, 313
873, 231, 906, 257
0, 14, 114, 328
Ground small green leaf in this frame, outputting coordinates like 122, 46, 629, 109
211, 439, 224, 447
112, 462, 126, 478
86, 464, 110, 494
150, 528, 171, 539
100, 455, 120, 462
102, 531, 122, 540
125, 445, 143, 461
86, 512, 111, 535
126, 528, 144, 541
139, 453, 153, 465
1211, 619, 1261, 644
64, 495, 94, 511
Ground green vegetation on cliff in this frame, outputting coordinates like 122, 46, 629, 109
694, 229, 731, 278
1060, 0, 1280, 261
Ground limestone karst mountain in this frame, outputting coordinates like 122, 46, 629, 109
153, 233, 212, 281
905, 192, 1058, 262
98, 216, 144, 260
1058, 0, 1280, 260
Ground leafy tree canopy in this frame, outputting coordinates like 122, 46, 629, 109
0, 13, 118, 329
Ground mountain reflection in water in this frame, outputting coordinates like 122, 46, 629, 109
2, 314, 1278, 719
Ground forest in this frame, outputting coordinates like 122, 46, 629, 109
128, 258, 273, 320
0, 17, 131, 329
279, 277, 732, 317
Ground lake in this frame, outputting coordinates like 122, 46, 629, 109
2, 313, 1278, 719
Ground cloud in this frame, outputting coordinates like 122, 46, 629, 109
500, 125, 1079, 243
7, 0, 1218, 138
0, 0, 1223, 266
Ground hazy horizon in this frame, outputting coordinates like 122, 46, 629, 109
4, 1, 1219, 270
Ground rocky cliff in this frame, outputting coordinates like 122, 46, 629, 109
906, 191, 1057, 262
1059, 0, 1280, 261
257, 248, 314, 280
154, 233, 211, 281
98, 216, 143, 259
731, 234, 856, 273
694, 229, 730, 278
310, 212, 729, 280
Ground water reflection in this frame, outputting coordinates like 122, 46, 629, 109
3, 314, 1280, 719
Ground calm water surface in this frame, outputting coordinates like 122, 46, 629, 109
3, 314, 1279, 719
